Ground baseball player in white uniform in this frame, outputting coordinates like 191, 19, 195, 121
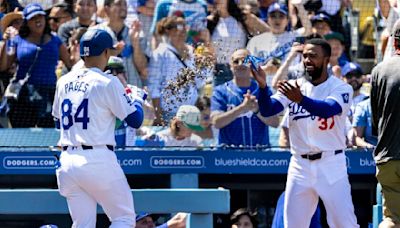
252, 38, 359, 228
52, 29, 144, 228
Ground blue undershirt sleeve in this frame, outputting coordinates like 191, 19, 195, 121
299, 96, 342, 118
124, 101, 144, 129
258, 87, 284, 117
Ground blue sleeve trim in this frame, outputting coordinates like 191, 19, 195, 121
299, 96, 342, 118
258, 87, 284, 117
124, 102, 144, 128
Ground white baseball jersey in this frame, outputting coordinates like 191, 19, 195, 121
52, 67, 136, 147
272, 76, 353, 154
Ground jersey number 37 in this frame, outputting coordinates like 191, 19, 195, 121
61, 98, 90, 130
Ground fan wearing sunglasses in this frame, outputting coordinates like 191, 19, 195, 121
47, 2, 73, 33
211, 49, 279, 148
341, 62, 368, 147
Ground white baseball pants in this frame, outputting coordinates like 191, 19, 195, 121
284, 152, 359, 228
56, 147, 135, 228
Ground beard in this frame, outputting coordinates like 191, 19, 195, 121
350, 81, 363, 91
304, 64, 323, 82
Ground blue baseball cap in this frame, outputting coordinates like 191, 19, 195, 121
80, 29, 116, 57
39, 225, 59, 228
136, 212, 151, 221
23, 3, 46, 20
267, 3, 288, 16
342, 62, 363, 76
311, 12, 331, 25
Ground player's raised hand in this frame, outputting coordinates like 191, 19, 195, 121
278, 80, 303, 103
250, 65, 267, 89
129, 19, 142, 45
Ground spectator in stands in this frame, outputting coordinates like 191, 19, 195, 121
136, 212, 187, 228
324, 31, 349, 77
211, 49, 279, 148
247, 2, 311, 85
150, 0, 209, 46
46, 2, 73, 33
68, 27, 87, 67
136, 0, 156, 49
207, 0, 269, 86
0, 3, 71, 128
194, 95, 214, 142
58, 0, 98, 45
310, 12, 331, 36
352, 98, 377, 148
230, 208, 258, 228
342, 62, 368, 146
0, 8, 22, 90
148, 16, 207, 124
142, 105, 203, 147
0, 0, 23, 15
97, 0, 148, 87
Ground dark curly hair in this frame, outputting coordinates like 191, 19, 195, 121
230, 208, 259, 227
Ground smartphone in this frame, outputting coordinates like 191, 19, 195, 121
295, 36, 306, 44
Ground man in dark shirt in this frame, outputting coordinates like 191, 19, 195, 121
370, 20, 400, 228
57, 0, 99, 45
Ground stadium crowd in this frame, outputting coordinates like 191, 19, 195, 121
0, 0, 383, 149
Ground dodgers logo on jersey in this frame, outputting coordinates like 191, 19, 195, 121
342, 93, 349, 104
288, 102, 315, 121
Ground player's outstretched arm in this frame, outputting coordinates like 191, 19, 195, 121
250, 66, 284, 117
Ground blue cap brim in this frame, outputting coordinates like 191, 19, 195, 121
25, 11, 46, 20
268, 9, 288, 16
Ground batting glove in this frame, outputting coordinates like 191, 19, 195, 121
125, 84, 148, 105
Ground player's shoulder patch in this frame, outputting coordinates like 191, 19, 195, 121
341, 93, 350, 104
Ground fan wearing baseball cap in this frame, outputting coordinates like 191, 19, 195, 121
246, 2, 312, 76
152, 105, 204, 147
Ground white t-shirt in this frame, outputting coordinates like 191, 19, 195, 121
156, 129, 202, 147
52, 67, 136, 146
246, 31, 297, 60
211, 16, 247, 64
272, 76, 353, 154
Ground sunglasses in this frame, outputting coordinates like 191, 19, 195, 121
345, 73, 362, 79
232, 57, 246, 65
269, 13, 286, 19
48, 16, 69, 23
168, 24, 188, 31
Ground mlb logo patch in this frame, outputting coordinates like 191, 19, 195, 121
341, 93, 349, 103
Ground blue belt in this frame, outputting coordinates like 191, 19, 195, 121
301, 150, 343, 161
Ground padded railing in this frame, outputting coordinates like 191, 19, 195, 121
0, 188, 230, 228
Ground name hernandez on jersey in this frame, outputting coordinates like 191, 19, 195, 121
52, 67, 136, 147
272, 76, 353, 154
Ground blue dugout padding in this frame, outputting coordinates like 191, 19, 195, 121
373, 183, 382, 228
0, 144, 377, 226
0, 189, 230, 228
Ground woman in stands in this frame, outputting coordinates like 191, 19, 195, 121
0, 3, 71, 127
